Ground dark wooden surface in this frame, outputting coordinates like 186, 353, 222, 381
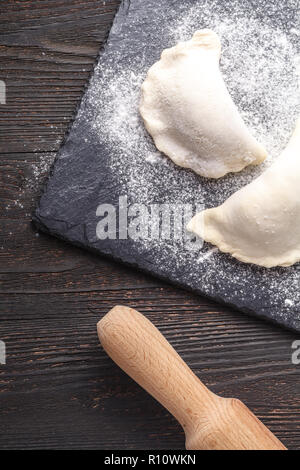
0, 0, 299, 450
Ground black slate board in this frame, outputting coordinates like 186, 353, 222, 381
34, 0, 300, 332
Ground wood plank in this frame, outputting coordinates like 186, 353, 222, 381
0, 218, 162, 291
0, 294, 298, 449
0, 154, 56, 220
0, 0, 121, 154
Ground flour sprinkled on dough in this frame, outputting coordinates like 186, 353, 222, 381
170, 1, 299, 159
86, 0, 300, 324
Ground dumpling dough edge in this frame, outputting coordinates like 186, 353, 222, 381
187, 119, 300, 268
139, 29, 267, 179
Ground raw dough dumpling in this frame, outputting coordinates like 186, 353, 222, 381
187, 119, 300, 268
140, 29, 267, 178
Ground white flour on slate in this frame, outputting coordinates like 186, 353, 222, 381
89, 0, 300, 318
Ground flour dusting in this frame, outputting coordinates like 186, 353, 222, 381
83, 0, 300, 323
45, 0, 300, 327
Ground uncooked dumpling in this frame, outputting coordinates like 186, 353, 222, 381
140, 29, 267, 178
187, 119, 300, 268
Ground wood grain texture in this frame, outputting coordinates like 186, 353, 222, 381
0, 0, 299, 450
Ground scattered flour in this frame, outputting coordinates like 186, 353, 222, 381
25, 0, 298, 327
31, 154, 56, 185
84, 0, 300, 323
4, 153, 56, 218
92, 1, 299, 205
197, 248, 219, 263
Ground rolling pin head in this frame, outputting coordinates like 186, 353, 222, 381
185, 397, 285, 450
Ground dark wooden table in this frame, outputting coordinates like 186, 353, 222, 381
0, 0, 299, 450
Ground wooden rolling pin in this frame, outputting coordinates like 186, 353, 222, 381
97, 306, 286, 450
